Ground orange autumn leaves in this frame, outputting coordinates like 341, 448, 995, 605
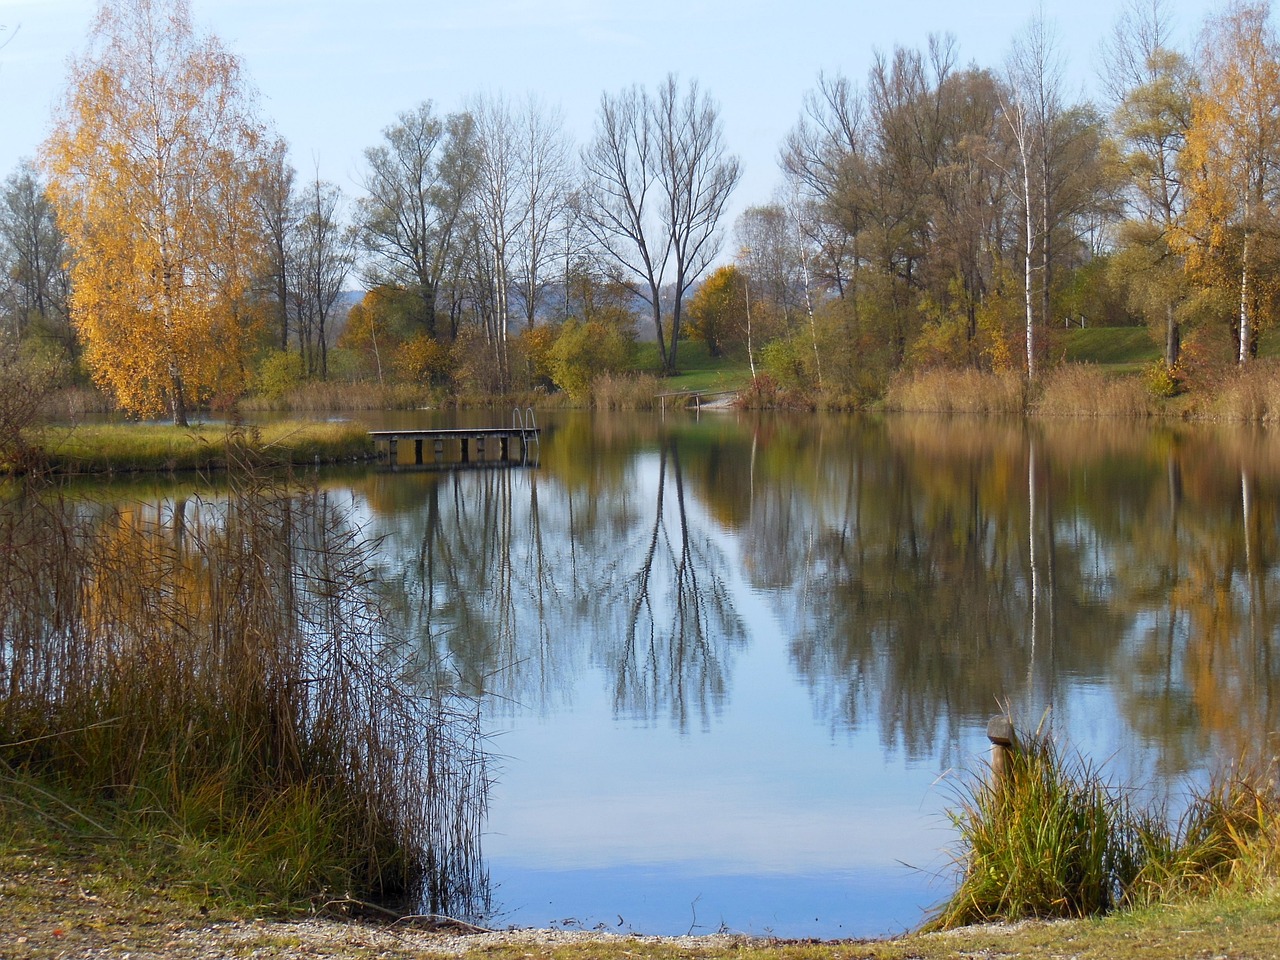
42, 0, 270, 425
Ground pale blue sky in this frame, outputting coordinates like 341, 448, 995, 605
1, 0, 1219, 236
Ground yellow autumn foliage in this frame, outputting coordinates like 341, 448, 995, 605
42, 0, 270, 424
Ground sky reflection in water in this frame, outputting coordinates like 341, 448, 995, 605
351, 412, 1280, 937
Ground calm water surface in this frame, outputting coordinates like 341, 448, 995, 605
78, 412, 1280, 936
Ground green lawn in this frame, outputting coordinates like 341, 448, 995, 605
635, 339, 753, 393
1059, 326, 1160, 369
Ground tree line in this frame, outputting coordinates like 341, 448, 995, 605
2, 0, 1277, 422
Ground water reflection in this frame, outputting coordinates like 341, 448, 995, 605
20, 413, 1280, 936
351, 411, 1280, 933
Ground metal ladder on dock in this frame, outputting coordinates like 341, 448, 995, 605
513, 406, 540, 464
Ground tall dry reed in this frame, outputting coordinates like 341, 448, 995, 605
883, 369, 1027, 415
591, 373, 661, 410
1208, 361, 1280, 422
0, 447, 487, 915
1032, 365, 1154, 418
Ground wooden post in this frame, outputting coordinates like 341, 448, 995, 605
388, 437, 398, 465
434, 439, 443, 462
987, 715, 1015, 788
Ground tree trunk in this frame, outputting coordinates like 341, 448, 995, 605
169, 365, 189, 428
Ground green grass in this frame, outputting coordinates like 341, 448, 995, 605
635, 340, 753, 393
27, 420, 374, 474
933, 722, 1280, 933
1060, 327, 1161, 369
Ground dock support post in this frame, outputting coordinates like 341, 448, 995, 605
388, 437, 398, 465
987, 715, 1015, 789
434, 439, 444, 462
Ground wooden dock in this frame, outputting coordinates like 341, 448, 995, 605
369, 425, 540, 468
654, 389, 739, 414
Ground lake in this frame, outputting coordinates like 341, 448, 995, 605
46, 411, 1280, 937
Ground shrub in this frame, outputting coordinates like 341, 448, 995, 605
549, 319, 635, 403
254, 349, 306, 401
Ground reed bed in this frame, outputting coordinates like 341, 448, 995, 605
883, 369, 1027, 415
933, 724, 1280, 930
591, 373, 661, 410
1206, 361, 1280, 422
1032, 365, 1155, 418
239, 381, 437, 413
0, 453, 487, 915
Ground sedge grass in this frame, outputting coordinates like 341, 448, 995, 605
931, 728, 1140, 929
0, 455, 488, 915
934, 723, 1280, 932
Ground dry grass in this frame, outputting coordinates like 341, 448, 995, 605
882, 369, 1027, 415
240, 380, 439, 413
1032, 365, 1155, 418
0, 457, 487, 915
1205, 360, 1280, 422
28, 420, 374, 475
591, 373, 661, 410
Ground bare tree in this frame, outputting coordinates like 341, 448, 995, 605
580, 75, 740, 375
780, 72, 867, 298
513, 96, 574, 328
356, 102, 477, 340
254, 139, 296, 351
0, 160, 70, 340
289, 172, 354, 379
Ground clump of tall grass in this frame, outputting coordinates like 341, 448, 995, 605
934, 724, 1280, 930
1207, 360, 1280, 422
591, 373, 660, 410
1134, 766, 1280, 902
932, 728, 1143, 928
0, 451, 487, 915
1033, 364, 1155, 418
883, 369, 1026, 415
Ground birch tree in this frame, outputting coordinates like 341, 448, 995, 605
1104, 0, 1196, 367
42, 0, 271, 426
1178, 1, 1280, 364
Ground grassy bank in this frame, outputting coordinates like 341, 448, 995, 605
5, 778, 1280, 959
24, 420, 374, 474
0, 469, 487, 920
